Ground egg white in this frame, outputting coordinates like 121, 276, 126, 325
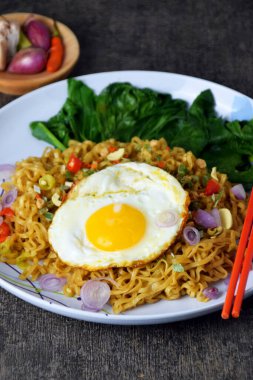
48, 162, 189, 270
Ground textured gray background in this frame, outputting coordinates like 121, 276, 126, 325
1, 1, 253, 379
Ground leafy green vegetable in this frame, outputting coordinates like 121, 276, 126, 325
30, 122, 66, 151
68, 79, 102, 142
30, 78, 253, 187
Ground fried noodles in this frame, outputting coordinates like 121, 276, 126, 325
0, 138, 246, 313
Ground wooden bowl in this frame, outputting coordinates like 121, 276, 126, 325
0, 13, 80, 95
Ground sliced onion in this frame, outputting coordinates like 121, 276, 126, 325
80, 280, 110, 311
2, 188, 17, 208
203, 287, 220, 300
183, 226, 200, 245
209, 208, 221, 227
194, 209, 217, 229
231, 184, 246, 200
38, 274, 67, 291
81, 303, 100, 312
155, 210, 179, 228
224, 274, 231, 286
0, 164, 15, 182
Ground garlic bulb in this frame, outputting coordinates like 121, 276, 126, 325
0, 19, 20, 71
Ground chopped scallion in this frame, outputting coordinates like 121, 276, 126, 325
60, 185, 70, 191
172, 263, 184, 272
178, 164, 188, 176
202, 174, 210, 187
33, 185, 41, 194
144, 144, 151, 151
83, 169, 96, 176
38, 207, 48, 215
65, 170, 73, 180
44, 212, 54, 221
213, 190, 224, 207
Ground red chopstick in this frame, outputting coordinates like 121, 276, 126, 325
221, 189, 253, 319
232, 225, 253, 317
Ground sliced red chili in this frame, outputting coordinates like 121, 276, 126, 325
61, 194, 68, 203
66, 154, 83, 173
156, 161, 166, 169
0, 222, 11, 242
0, 207, 15, 218
108, 146, 117, 153
205, 179, 221, 196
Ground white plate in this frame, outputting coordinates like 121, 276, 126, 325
0, 71, 252, 325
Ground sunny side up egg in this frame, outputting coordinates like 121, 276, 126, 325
48, 162, 190, 271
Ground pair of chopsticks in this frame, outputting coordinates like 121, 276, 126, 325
221, 189, 253, 319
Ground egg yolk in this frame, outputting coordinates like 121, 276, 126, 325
86, 203, 146, 251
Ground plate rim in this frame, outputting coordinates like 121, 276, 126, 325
1, 69, 252, 114
0, 70, 252, 324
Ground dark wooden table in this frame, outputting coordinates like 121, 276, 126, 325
1, 1, 253, 379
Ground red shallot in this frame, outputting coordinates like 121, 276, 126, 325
8, 47, 47, 74
25, 17, 51, 51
